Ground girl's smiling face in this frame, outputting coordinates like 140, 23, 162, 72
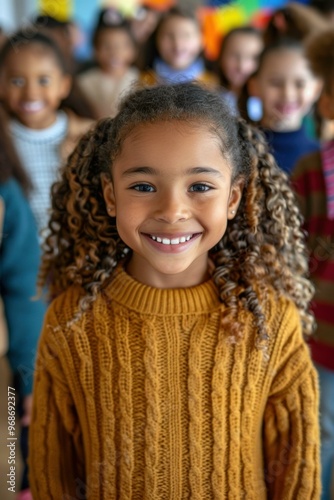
94, 28, 136, 75
220, 32, 263, 92
103, 121, 243, 289
0, 44, 71, 129
252, 48, 320, 131
156, 16, 202, 70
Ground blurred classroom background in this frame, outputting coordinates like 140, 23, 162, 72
0, 0, 308, 62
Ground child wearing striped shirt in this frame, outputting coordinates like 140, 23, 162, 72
292, 28, 334, 500
0, 31, 93, 241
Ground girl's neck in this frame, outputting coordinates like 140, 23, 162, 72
126, 254, 211, 289
16, 112, 59, 130
228, 84, 240, 96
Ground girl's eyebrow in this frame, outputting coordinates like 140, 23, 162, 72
187, 167, 223, 177
122, 166, 156, 177
122, 166, 223, 177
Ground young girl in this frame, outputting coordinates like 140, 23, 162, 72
29, 83, 319, 499
217, 26, 263, 115
0, 31, 94, 238
77, 21, 139, 119
246, 38, 321, 175
141, 7, 217, 86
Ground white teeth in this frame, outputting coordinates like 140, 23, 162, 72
22, 101, 44, 112
150, 234, 193, 245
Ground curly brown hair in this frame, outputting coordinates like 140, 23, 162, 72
39, 83, 314, 348
305, 28, 334, 94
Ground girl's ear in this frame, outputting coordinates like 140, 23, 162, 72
227, 177, 244, 220
60, 74, 72, 100
101, 173, 116, 216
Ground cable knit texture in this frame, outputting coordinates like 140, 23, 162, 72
29, 267, 320, 499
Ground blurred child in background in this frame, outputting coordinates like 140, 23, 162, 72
217, 26, 263, 115
246, 38, 321, 175
0, 31, 93, 240
0, 105, 46, 500
78, 20, 139, 119
141, 7, 217, 86
32, 14, 99, 120
292, 29, 334, 500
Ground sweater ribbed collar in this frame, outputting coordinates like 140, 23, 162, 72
10, 111, 68, 143
105, 267, 222, 315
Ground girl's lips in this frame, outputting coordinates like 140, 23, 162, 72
275, 103, 299, 114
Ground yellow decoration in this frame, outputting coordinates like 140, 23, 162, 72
215, 5, 247, 33
38, 0, 72, 21
100, 0, 139, 16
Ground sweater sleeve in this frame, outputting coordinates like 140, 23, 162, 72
263, 302, 320, 500
0, 179, 46, 395
29, 304, 85, 499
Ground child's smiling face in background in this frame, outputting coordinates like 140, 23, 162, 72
220, 32, 263, 92
94, 28, 136, 75
252, 48, 320, 131
156, 15, 203, 70
0, 44, 71, 130
103, 121, 243, 289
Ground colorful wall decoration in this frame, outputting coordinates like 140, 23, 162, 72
198, 0, 287, 59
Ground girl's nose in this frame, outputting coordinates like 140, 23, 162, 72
154, 191, 190, 224
22, 82, 38, 99
173, 38, 183, 52
282, 84, 295, 101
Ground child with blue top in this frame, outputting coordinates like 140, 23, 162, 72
141, 7, 217, 87
246, 38, 321, 175
0, 105, 46, 498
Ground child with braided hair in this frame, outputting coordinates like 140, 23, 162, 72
29, 83, 319, 499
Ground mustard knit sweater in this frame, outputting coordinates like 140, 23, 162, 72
29, 268, 320, 499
